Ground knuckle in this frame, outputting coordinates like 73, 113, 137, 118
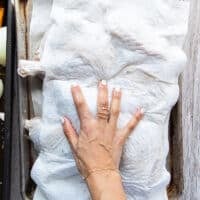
99, 109, 109, 115
63, 126, 70, 135
99, 101, 109, 108
128, 122, 136, 131
63, 125, 68, 133
81, 114, 91, 124
117, 137, 125, 146
81, 123, 88, 131
64, 131, 72, 140
97, 101, 109, 120
97, 112, 109, 120
114, 93, 121, 99
116, 139, 124, 147
81, 119, 95, 131
67, 134, 73, 141
111, 108, 120, 116
76, 99, 84, 107
135, 114, 141, 122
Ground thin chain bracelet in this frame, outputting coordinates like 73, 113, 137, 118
82, 168, 120, 181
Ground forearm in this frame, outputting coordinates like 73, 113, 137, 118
86, 170, 126, 200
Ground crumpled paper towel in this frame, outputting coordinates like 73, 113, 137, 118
19, 0, 189, 199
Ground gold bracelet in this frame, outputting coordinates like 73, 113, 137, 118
83, 168, 120, 180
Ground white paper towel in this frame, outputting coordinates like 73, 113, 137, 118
20, 0, 189, 199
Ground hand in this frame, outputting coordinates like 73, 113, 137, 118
62, 80, 143, 179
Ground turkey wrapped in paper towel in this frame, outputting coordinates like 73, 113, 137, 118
20, 0, 189, 199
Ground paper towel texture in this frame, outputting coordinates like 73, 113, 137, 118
21, 0, 189, 199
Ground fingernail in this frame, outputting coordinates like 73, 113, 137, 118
71, 82, 78, 88
114, 86, 121, 92
101, 80, 107, 85
60, 117, 65, 124
140, 108, 145, 115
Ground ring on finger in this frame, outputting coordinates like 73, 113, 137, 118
97, 106, 110, 120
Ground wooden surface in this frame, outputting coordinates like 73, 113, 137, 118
11, 1, 31, 200
178, 0, 200, 199
169, 1, 200, 199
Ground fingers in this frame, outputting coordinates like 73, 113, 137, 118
122, 108, 144, 139
97, 80, 109, 125
71, 84, 93, 123
62, 117, 78, 150
109, 87, 121, 128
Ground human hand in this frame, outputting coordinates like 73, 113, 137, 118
62, 80, 143, 179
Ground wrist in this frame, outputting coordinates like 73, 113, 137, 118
86, 169, 120, 185
86, 170, 126, 200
